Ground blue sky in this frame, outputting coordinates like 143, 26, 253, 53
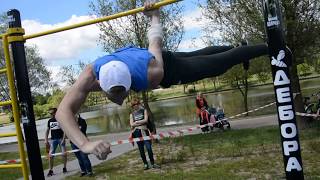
0, 0, 209, 86
0, 0, 92, 24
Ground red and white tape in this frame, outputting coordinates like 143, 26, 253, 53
0, 102, 277, 164
4, 101, 318, 164
295, 112, 318, 118
0, 159, 21, 165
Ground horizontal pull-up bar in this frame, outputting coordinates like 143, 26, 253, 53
23, 0, 181, 40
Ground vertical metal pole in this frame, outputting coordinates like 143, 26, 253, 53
7, 9, 45, 179
3, 35, 29, 180
262, 0, 304, 179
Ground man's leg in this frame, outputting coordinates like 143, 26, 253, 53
173, 44, 268, 84
48, 139, 58, 176
71, 143, 86, 173
81, 152, 92, 174
173, 46, 234, 57
60, 140, 67, 172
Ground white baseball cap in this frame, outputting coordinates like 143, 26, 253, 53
99, 61, 131, 92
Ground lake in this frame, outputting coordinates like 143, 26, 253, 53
0, 77, 319, 144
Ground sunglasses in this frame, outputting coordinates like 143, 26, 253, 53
131, 103, 139, 107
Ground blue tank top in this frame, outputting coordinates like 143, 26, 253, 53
93, 46, 154, 92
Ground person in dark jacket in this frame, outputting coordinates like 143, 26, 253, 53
70, 114, 93, 177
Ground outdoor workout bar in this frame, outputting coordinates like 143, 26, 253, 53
23, 0, 182, 40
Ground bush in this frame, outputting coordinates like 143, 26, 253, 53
33, 104, 51, 119
298, 63, 312, 77
188, 88, 197, 94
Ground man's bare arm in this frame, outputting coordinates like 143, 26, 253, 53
45, 128, 49, 144
144, 1, 164, 89
56, 65, 111, 160
56, 65, 104, 150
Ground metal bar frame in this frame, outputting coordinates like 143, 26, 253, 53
0, 164, 23, 169
0, 35, 29, 180
0, 100, 12, 107
0, 132, 17, 138
24, 0, 180, 40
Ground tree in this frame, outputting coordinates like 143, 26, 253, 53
201, 0, 320, 127
1, 13, 51, 99
221, 64, 252, 115
89, 0, 184, 131
25, 46, 51, 93
59, 61, 86, 86
0, 45, 51, 98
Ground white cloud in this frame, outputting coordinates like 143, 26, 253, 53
182, 7, 210, 31
21, 7, 212, 62
23, 15, 100, 63
179, 7, 224, 51
178, 37, 206, 50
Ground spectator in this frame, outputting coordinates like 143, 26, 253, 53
45, 108, 67, 177
70, 114, 93, 177
196, 92, 210, 132
129, 98, 160, 170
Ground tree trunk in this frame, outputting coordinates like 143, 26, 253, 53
142, 91, 156, 134
283, 1, 309, 129
244, 74, 249, 116
183, 84, 188, 94
290, 62, 309, 129
243, 71, 249, 116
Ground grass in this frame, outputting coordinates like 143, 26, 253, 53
0, 123, 319, 179
0, 113, 10, 125
66, 122, 320, 180
0, 145, 76, 180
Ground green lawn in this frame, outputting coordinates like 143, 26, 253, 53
1, 123, 319, 179
0, 145, 76, 180
68, 122, 320, 179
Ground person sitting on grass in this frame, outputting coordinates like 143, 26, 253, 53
129, 98, 160, 170
56, 0, 270, 160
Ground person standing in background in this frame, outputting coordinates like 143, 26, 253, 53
70, 114, 93, 177
45, 108, 67, 177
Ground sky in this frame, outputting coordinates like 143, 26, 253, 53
0, 0, 212, 87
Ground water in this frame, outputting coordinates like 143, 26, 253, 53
0, 77, 319, 143
84, 77, 320, 135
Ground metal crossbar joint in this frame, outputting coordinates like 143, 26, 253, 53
6, 28, 25, 42
0, 68, 7, 74
8, 36, 25, 43
6, 28, 25, 35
